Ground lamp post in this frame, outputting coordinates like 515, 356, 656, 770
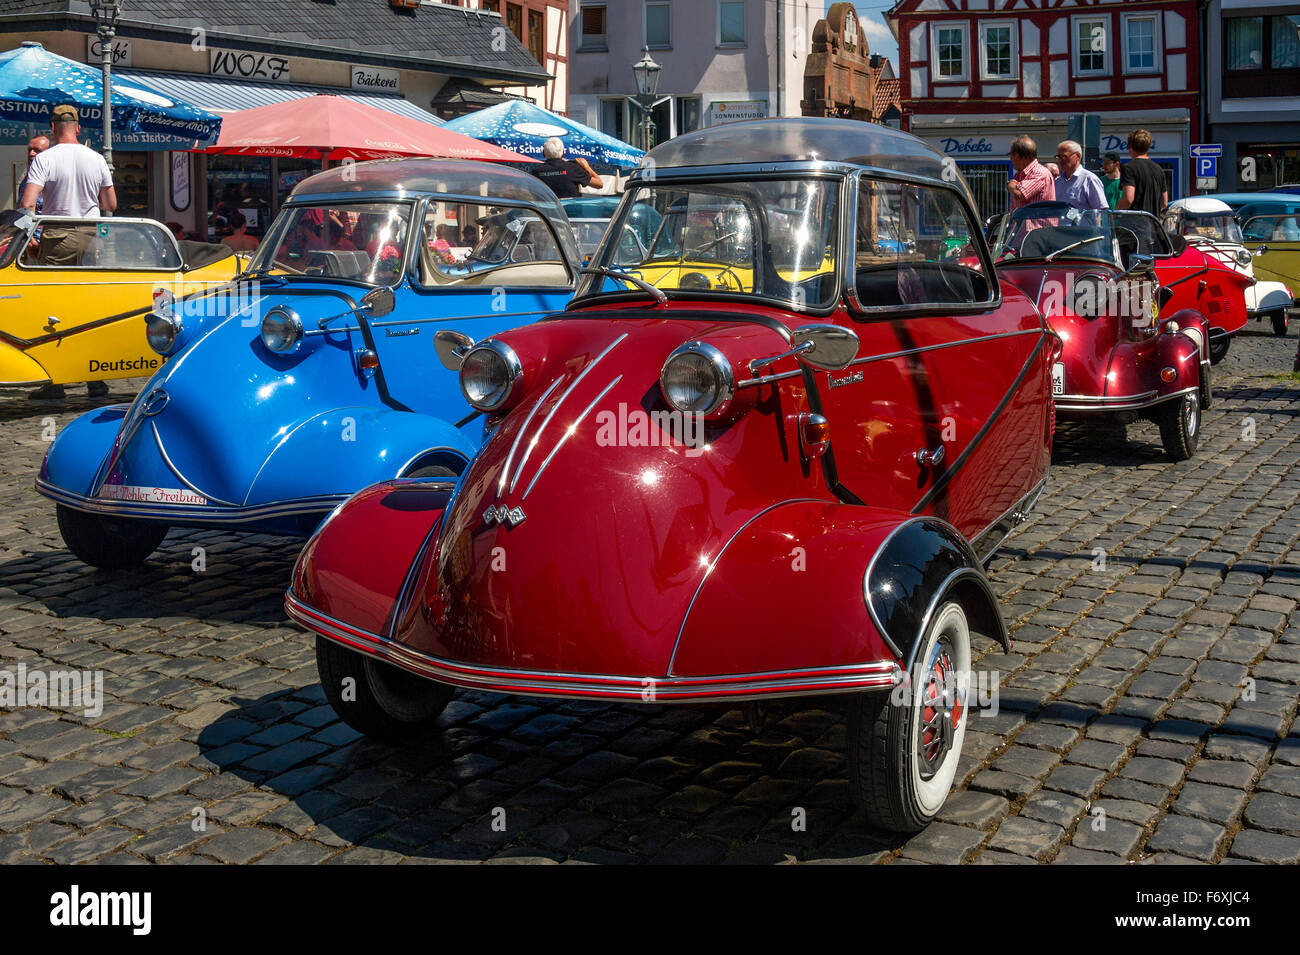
89, 0, 122, 187
631, 47, 661, 152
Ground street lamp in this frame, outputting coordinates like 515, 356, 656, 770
89, 0, 122, 188
631, 47, 661, 152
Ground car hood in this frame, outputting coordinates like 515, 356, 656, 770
394, 311, 804, 677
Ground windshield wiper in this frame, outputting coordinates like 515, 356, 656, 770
1045, 235, 1106, 262
581, 266, 667, 305
236, 265, 288, 285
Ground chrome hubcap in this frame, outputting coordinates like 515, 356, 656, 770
917, 637, 963, 781
1186, 392, 1199, 438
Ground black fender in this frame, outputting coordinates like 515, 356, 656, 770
864, 517, 1010, 669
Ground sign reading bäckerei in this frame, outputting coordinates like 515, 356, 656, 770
211, 49, 290, 83
352, 65, 400, 92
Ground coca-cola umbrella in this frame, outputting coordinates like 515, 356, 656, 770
201, 94, 533, 163
0, 41, 220, 149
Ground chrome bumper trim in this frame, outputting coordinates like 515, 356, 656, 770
36, 477, 345, 525
1055, 386, 1195, 413
286, 591, 902, 703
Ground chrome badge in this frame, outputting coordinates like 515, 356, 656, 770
483, 504, 526, 528
140, 388, 170, 417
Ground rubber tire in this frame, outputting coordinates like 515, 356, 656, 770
56, 505, 168, 570
847, 601, 971, 833
1157, 391, 1199, 461
1208, 336, 1230, 364
316, 635, 452, 740
402, 464, 458, 480
1272, 311, 1289, 336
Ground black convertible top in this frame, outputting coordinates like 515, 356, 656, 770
179, 240, 236, 270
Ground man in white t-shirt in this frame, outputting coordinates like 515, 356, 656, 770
20, 104, 117, 267
20, 105, 116, 399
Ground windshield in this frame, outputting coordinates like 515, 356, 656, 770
576, 178, 841, 309
1179, 213, 1243, 243
247, 201, 412, 285
1242, 214, 1300, 242
0, 223, 25, 267
992, 203, 1118, 265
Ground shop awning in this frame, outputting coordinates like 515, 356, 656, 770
115, 70, 445, 127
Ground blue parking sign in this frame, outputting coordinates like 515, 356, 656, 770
1197, 156, 1217, 178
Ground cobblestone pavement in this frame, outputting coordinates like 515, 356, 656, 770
0, 329, 1297, 865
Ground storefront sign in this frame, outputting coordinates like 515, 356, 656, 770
211, 50, 291, 83
351, 65, 400, 93
170, 152, 191, 212
939, 136, 1003, 156
708, 100, 768, 127
86, 36, 131, 67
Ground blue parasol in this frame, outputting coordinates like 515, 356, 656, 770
442, 100, 644, 168
0, 42, 221, 150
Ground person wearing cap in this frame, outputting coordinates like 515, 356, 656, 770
20, 105, 116, 399
20, 104, 117, 267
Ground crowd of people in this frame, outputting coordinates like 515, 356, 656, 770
1007, 128, 1169, 216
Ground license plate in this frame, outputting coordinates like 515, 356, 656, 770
1052, 362, 1065, 396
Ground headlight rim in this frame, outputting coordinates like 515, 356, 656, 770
261, 305, 304, 355
660, 340, 735, 418
459, 339, 524, 413
145, 310, 183, 356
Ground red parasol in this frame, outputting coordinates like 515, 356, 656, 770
199, 94, 534, 163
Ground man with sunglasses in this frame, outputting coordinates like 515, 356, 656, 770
1053, 141, 1107, 210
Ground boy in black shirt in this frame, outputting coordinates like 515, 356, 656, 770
1118, 128, 1168, 216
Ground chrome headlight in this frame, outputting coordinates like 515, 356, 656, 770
261, 306, 303, 354
660, 341, 734, 417
1235, 249, 1252, 267
146, 311, 183, 356
460, 340, 523, 412
1070, 274, 1111, 319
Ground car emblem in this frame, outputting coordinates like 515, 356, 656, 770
140, 388, 169, 417
482, 504, 526, 528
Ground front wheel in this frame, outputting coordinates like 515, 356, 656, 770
316, 636, 452, 739
56, 505, 168, 570
1271, 311, 1289, 336
1208, 336, 1230, 364
848, 601, 971, 833
1157, 391, 1199, 461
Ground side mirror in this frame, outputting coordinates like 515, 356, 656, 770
1168, 233, 1187, 255
1256, 244, 1269, 255
984, 214, 1004, 238
1121, 252, 1155, 278
434, 330, 474, 370
792, 324, 860, 371
1157, 286, 1175, 310
360, 287, 395, 318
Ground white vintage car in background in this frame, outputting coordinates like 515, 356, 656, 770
1163, 197, 1294, 338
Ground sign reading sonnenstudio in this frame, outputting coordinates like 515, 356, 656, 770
210, 49, 290, 83
352, 65, 400, 92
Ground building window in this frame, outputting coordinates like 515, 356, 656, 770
979, 22, 1017, 80
645, 1, 671, 49
600, 98, 626, 143
579, 3, 606, 51
931, 22, 969, 82
1225, 14, 1300, 97
528, 9, 545, 65
676, 96, 702, 134
719, 1, 745, 46
1074, 17, 1110, 75
506, 2, 523, 40
1123, 14, 1159, 73
481, 0, 499, 11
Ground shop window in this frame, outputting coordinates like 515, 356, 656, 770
645, 1, 671, 49
600, 97, 627, 143
113, 151, 149, 217
958, 162, 1012, 219
1123, 14, 1159, 74
676, 96, 701, 135
1235, 145, 1300, 191
1074, 17, 1110, 75
979, 22, 1017, 80
1225, 14, 1300, 96
932, 23, 969, 81
208, 155, 272, 240
719, 1, 745, 47
580, 3, 606, 51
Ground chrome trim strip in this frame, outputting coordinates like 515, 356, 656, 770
37, 478, 346, 524
150, 422, 241, 508
1056, 390, 1159, 404
507, 332, 627, 496
395, 446, 469, 478
970, 476, 1049, 563
667, 497, 824, 675
738, 368, 803, 389
522, 375, 622, 500
1056, 386, 1194, 412
845, 328, 1042, 370
497, 374, 563, 498
288, 592, 899, 702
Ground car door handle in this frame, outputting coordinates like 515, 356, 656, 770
916, 445, 945, 468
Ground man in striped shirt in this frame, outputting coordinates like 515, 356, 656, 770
1007, 136, 1054, 210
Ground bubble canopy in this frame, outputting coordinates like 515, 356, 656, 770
638, 118, 970, 201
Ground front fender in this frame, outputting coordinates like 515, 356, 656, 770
244, 407, 478, 507
0, 342, 50, 386
1250, 281, 1293, 313
39, 404, 131, 495
670, 504, 1007, 679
